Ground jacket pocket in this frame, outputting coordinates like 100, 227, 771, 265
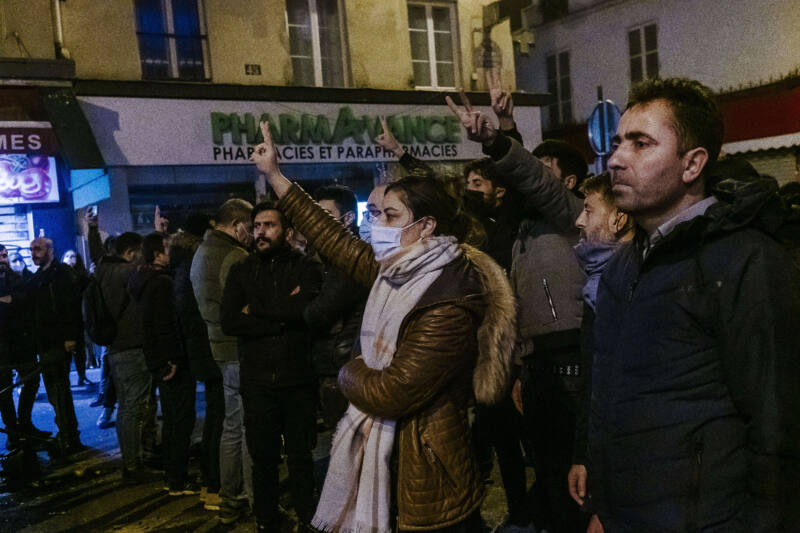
422, 440, 457, 489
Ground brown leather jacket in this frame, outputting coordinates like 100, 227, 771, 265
278, 185, 516, 530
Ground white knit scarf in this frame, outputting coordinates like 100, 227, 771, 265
312, 235, 461, 533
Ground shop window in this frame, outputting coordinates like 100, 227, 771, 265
545, 50, 572, 128
629, 23, 658, 83
135, 0, 210, 81
408, 2, 459, 89
286, 0, 348, 87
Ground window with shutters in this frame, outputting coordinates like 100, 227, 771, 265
545, 50, 572, 128
286, 0, 348, 87
629, 23, 659, 83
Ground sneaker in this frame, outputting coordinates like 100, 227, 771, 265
219, 501, 248, 524
204, 491, 221, 511
89, 398, 103, 407
168, 482, 200, 496
96, 407, 114, 429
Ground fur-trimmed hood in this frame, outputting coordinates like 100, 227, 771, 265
462, 244, 516, 405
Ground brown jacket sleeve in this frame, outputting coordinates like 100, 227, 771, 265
278, 184, 378, 289
338, 302, 477, 419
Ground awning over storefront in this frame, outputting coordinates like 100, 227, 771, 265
722, 131, 800, 155
0, 86, 104, 169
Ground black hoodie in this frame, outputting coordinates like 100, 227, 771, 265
128, 263, 186, 379
587, 176, 800, 532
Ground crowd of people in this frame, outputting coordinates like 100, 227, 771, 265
0, 75, 798, 533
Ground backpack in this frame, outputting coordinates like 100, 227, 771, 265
82, 278, 128, 346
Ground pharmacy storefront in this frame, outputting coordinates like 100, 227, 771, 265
76, 82, 544, 234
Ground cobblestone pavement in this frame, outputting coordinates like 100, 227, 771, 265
0, 367, 523, 532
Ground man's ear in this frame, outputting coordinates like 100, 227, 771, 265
563, 174, 577, 190
494, 186, 506, 200
681, 147, 709, 186
611, 209, 630, 236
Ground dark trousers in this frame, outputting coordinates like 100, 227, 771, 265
474, 395, 529, 525
159, 368, 196, 487
39, 348, 79, 441
0, 361, 39, 432
521, 347, 590, 533
241, 383, 316, 524
201, 377, 224, 493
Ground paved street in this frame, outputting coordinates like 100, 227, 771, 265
0, 367, 516, 532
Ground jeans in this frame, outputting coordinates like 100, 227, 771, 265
159, 368, 196, 488
96, 347, 117, 408
202, 377, 224, 493
241, 384, 316, 524
219, 361, 252, 506
39, 348, 79, 441
522, 348, 590, 533
109, 348, 152, 471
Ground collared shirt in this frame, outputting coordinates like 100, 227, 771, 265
644, 196, 718, 258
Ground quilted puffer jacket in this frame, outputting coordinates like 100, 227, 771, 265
278, 185, 516, 530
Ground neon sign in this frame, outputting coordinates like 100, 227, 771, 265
0, 155, 60, 205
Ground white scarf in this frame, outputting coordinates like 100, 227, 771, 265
312, 235, 461, 533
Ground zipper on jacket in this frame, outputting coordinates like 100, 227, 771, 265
688, 440, 704, 532
423, 442, 456, 489
542, 278, 558, 321
626, 278, 639, 303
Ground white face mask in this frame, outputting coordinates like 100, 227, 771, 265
370, 218, 423, 261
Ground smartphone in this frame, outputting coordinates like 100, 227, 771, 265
87, 205, 98, 217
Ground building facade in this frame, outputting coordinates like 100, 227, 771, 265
514, 0, 800, 181
0, 0, 547, 249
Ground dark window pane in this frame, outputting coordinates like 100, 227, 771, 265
560, 76, 571, 100
138, 33, 169, 79
644, 24, 657, 52
412, 61, 431, 87
548, 78, 558, 100
436, 61, 455, 87
559, 51, 569, 74
289, 24, 313, 57
322, 56, 344, 87
434, 32, 453, 62
630, 57, 642, 82
135, 0, 165, 33
176, 36, 205, 79
548, 104, 559, 126
292, 56, 315, 86
432, 6, 451, 31
546, 54, 557, 80
646, 52, 659, 78
562, 101, 572, 123
628, 28, 641, 56
409, 31, 429, 61
171, 0, 200, 35
286, 0, 310, 25
408, 5, 427, 30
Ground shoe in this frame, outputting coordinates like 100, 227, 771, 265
168, 482, 200, 496
121, 467, 160, 486
89, 398, 103, 407
203, 491, 221, 511
77, 377, 95, 387
96, 407, 114, 429
219, 501, 248, 524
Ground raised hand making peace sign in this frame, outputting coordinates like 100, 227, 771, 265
251, 121, 292, 199
375, 115, 404, 158
486, 69, 515, 130
445, 91, 498, 146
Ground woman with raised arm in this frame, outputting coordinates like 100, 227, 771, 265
251, 122, 515, 533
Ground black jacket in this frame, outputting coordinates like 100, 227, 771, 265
27, 262, 82, 352
0, 269, 35, 364
588, 177, 800, 532
304, 262, 367, 377
171, 235, 219, 382
128, 264, 186, 379
221, 246, 323, 388
95, 256, 143, 355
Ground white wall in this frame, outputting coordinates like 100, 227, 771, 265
516, 0, 800, 127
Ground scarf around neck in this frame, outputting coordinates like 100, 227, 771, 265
574, 240, 619, 311
313, 235, 461, 533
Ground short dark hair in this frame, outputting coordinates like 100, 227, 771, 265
251, 202, 290, 230
532, 140, 589, 187
463, 158, 504, 187
142, 232, 167, 263
627, 77, 724, 177
314, 184, 358, 233
580, 172, 614, 205
216, 198, 253, 227
114, 232, 143, 257
0, 244, 5, 252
